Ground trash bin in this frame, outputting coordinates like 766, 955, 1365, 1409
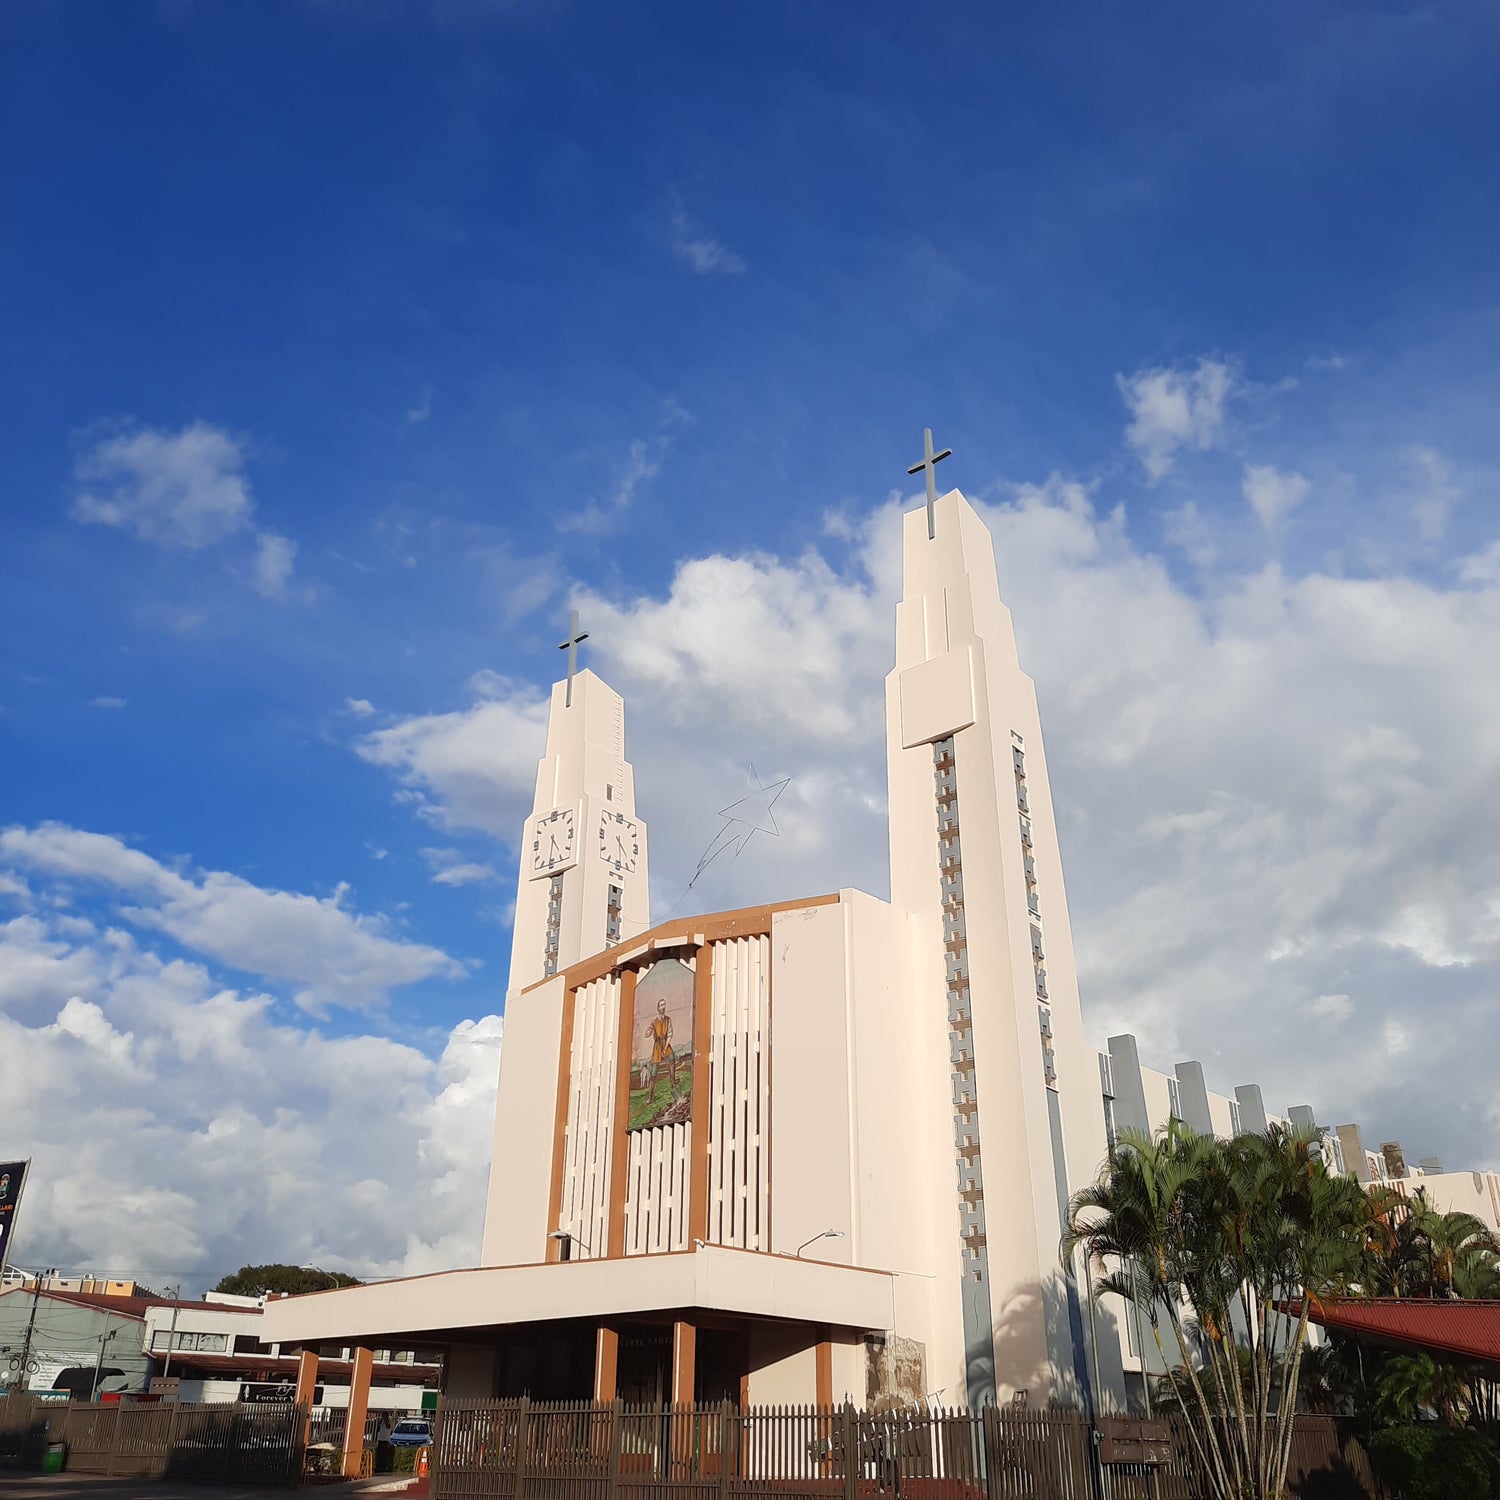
42, 1442, 66, 1475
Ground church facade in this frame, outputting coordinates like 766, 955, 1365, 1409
264, 486, 1131, 1412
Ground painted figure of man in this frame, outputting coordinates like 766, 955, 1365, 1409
649, 998, 678, 1096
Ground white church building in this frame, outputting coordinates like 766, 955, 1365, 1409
262, 478, 1319, 1414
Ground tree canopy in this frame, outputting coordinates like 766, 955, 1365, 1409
212, 1263, 361, 1297
1065, 1123, 1500, 1500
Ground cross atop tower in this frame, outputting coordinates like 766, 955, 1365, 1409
558, 609, 589, 708
907, 427, 953, 541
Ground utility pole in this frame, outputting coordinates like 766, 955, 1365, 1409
16, 1267, 54, 1391
89, 1323, 119, 1402
161, 1284, 182, 1379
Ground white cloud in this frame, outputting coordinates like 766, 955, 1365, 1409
1117, 358, 1236, 480
421, 848, 500, 888
252, 531, 297, 598
669, 200, 746, 276
346, 697, 377, 718
559, 401, 691, 535
89, 696, 127, 710
72, 421, 253, 548
1309, 993, 1353, 1023
356, 674, 550, 838
404, 388, 434, 428
1241, 463, 1310, 530
0, 898, 502, 1286
71, 419, 297, 597
0, 824, 466, 1013
362, 477, 1500, 1174
1405, 446, 1459, 543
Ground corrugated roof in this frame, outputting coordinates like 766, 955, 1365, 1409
2, 1288, 221, 1319
1300, 1297, 1500, 1366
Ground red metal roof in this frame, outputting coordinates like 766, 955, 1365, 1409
1, 1288, 222, 1319
1299, 1297, 1500, 1367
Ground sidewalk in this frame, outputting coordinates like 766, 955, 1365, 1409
0, 1476, 428, 1500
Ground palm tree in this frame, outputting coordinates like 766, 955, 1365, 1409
1065, 1122, 1367, 1500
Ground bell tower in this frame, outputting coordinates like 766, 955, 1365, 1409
885, 470, 1109, 1409
507, 640, 650, 995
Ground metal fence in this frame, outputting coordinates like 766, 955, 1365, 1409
430, 1400, 1386, 1500
0, 1391, 306, 1485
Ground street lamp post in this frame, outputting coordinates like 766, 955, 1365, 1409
89, 1324, 120, 1402
794, 1229, 845, 1259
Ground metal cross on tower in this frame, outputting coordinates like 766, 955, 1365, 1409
557, 609, 589, 708
907, 427, 953, 540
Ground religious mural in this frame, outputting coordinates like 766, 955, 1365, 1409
627, 957, 694, 1131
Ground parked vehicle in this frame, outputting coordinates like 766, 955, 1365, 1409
390, 1419, 432, 1448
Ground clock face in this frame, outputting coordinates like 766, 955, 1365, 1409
529, 807, 576, 878
598, 809, 640, 874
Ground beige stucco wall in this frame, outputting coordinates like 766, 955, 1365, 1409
481, 974, 565, 1267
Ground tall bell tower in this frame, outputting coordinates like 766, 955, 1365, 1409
885, 461, 1109, 1409
507, 646, 650, 995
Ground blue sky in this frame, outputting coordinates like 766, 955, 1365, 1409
3, 1, 1499, 1284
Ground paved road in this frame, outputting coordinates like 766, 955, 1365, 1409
0, 1477, 423, 1500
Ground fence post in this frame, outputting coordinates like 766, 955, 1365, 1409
163, 1395, 182, 1481
607, 1397, 623, 1500
512, 1395, 531, 1500
841, 1401, 857, 1500
718, 1399, 733, 1500
105, 1402, 124, 1477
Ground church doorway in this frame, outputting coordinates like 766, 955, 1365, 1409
617, 1327, 672, 1405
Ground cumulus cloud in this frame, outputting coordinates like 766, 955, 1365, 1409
346, 697, 377, 718
362, 475, 1500, 1175
1118, 358, 1236, 480
0, 824, 467, 1013
422, 848, 501, 888
0, 897, 502, 1285
559, 400, 691, 535
71, 420, 297, 597
89, 696, 127, 710
1242, 463, 1310, 530
252, 531, 297, 598
669, 199, 746, 276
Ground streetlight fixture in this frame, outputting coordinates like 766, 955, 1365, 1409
794, 1229, 845, 1259
299, 1264, 344, 1291
548, 1230, 592, 1262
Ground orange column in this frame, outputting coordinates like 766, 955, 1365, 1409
607, 968, 638, 1258
546, 989, 578, 1262
687, 945, 714, 1247
341, 1346, 374, 1478
294, 1346, 320, 1448
671, 1320, 696, 1405
815, 1331, 833, 1408
594, 1325, 619, 1404
293, 1347, 320, 1409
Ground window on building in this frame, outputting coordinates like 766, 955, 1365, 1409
233, 1334, 271, 1355
1228, 1099, 1243, 1137
1098, 1052, 1115, 1099
1167, 1078, 1182, 1121
1103, 1096, 1117, 1151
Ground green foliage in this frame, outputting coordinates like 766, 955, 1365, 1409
1368, 1424, 1500, 1500
1064, 1121, 1371, 1500
212, 1263, 361, 1296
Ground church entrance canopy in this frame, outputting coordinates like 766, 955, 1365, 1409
263, 1244, 894, 1352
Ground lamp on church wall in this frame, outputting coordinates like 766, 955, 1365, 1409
793, 1229, 845, 1259
548, 1230, 592, 1262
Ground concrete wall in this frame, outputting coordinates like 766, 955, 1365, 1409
0, 1290, 149, 1394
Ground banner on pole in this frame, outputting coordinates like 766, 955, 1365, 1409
0, 1160, 29, 1278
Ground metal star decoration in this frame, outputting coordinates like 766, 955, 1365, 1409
686, 765, 791, 890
